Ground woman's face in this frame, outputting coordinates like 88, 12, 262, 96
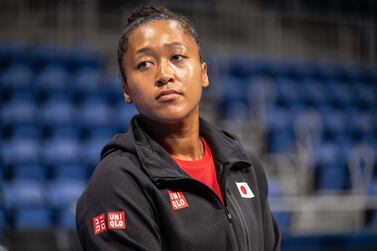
122, 19, 209, 124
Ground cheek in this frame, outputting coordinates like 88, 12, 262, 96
175, 62, 200, 90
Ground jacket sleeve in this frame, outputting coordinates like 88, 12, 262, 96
76, 156, 161, 251
248, 152, 281, 251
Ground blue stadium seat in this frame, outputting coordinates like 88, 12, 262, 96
317, 166, 347, 191
219, 76, 249, 118
310, 61, 337, 81
313, 141, 342, 168
100, 74, 123, 103
313, 141, 348, 191
273, 211, 290, 233
39, 99, 77, 127
42, 137, 81, 165
78, 96, 114, 128
349, 112, 374, 141
68, 44, 102, 70
116, 102, 139, 130
223, 101, 250, 121
368, 178, 377, 195
12, 163, 46, 182
301, 80, 329, 107
83, 134, 112, 167
30, 43, 68, 69
10, 124, 42, 140
265, 107, 293, 133
269, 130, 295, 153
57, 206, 76, 229
267, 179, 283, 197
0, 209, 5, 229
1, 99, 37, 126
0, 163, 4, 184
48, 125, 80, 140
335, 63, 360, 82
353, 84, 376, 110
275, 78, 302, 107
0, 209, 6, 241
35, 65, 69, 92
71, 68, 102, 95
2, 180, 45, 209
8, 87, 37, 100
14, 207, 52, 230
0, 63, 33, 90
46, 179, 85, 209
1, 138, 40, 165
321, 107, 347, 139
52, 162, 87, 181
359, 64, 377, 83
227, 56, 256, 79
328, 81, 353, 108
0, 41, 29, 66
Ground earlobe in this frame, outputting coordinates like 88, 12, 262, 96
124, 92, 132, 104
122, 80, 133, 104
201, 63, 209, 88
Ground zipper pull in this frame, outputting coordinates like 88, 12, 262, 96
225, 207, 232, 223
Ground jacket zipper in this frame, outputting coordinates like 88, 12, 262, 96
227, 187, 252, 251
219, 163, 241, 251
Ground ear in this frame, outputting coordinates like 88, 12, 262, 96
122, 80, 133, 104
201, 62, 209, 88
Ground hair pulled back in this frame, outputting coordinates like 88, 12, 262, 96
117, 5, 201, 82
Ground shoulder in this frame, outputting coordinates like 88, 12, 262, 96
76, 150, 153, 214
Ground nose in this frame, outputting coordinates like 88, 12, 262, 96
155, 60, 174, 87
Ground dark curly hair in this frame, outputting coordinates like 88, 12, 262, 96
117, 5, 202, 82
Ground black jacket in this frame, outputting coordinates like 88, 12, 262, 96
76, 116, 281, 251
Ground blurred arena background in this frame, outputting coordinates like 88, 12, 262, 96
0, 0, 377, 250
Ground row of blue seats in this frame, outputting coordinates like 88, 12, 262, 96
1, 98, 138, 127
1, 135, 111, 166
0, 207, 75, 230
209, 54, 377, 83
1, 178, 84, 210
0, 66, 119, 93
0, 162, 93, 182
219, 76, 377, 120
0, 42, 102, 72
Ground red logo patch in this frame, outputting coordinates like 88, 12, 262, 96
168, 190, 189, 210
108, 211, 126, 229
93, 213, 107, 235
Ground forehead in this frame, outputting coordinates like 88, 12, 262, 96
127, 19, 197, 53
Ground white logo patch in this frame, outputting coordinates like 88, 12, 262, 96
236, 182, 255, 198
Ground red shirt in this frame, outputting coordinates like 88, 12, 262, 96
172, 138, 224, 204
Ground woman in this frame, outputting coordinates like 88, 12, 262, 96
76, 5, 280, 251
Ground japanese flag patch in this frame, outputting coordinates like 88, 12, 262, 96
236, 182, 255, 198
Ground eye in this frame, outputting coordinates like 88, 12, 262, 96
171, 54, 186, 62
136, 61, 153, 70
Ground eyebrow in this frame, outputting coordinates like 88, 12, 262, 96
134, 42, 188, 57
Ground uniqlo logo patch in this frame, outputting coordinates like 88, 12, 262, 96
236, 182, 255, 198
168, 190, 189, 210
108, 211, 126, 229
93, 213, 107, 235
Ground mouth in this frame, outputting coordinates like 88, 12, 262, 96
156, 89, 183, 101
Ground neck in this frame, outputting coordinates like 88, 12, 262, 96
140, 114, 203, 161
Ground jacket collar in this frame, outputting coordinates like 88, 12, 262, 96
129, 115, 252, 183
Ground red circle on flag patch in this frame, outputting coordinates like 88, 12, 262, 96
240, 186, 247, 194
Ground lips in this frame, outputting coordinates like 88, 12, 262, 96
156, 89, 182, 101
